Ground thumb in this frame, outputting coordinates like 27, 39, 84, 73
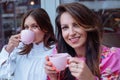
45, 56, 49, 61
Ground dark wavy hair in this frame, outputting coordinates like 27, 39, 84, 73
20, 8, 56, 55
55, 2, 102, 79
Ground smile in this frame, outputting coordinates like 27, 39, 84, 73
69, 37, 80, 43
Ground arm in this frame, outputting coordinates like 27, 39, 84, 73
45, 56, 58, 80
100, 47, 120, 80
0, 34, 20, 79
0, 46, 10, 66
0, 46, 17, 79
0, 34, 20, 66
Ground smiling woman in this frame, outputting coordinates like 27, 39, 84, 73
45, 2, 120, 80
60, 12, 87, 54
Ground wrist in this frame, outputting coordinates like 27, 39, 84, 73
49, 77, 57, 80
5, 45, 14, 53
47, 75, 58, 80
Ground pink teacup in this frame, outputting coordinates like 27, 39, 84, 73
20, 30, 35, 44
49, 53, 70, 71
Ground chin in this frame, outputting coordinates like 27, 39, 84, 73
71, 45, 79, 48
71, 44, 83, 48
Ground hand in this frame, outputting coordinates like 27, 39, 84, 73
68, 57, 95, 80
44, 56, 58, 80
5, 34, 20, 53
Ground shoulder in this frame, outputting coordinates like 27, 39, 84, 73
101, 45, 120, 60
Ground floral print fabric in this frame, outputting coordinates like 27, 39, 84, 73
100, 46, 120, 80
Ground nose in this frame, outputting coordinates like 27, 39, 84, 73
28, 26, 32, 31
69, 27, 76, 36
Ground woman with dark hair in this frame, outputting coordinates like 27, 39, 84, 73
0, 8, 56, 80
45, 2, 120, 80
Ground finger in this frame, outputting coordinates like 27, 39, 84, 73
47, 61, 52, 66
69, 62, 83, 72
69, 62, 77, 67
69, 58, 79, 64
46, 56, 49, 61
9, 35, 20, 44
11, 34, 20, 40
45, 67, 58, 74
13, 36, 21, 42
44, 65, 58, 73
10, 39, 20, 47
45, 60, 51, 66
69, 67, 78, 73
69, 57, 85, 64
45, 61, 58, 71
46, 70, 58, 74
69, 63, 78, 73
11, 38, 20, 43
45, 65, 56, 71
8, 40, 19, 48
67, 56, 72, 64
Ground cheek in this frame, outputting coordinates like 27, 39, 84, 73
82, 32, 87, 43
34, 30, 45, 39
62, 31, 68, 39
84, 32, 87, 39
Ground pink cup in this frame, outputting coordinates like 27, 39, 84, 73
49, 53, 70, 71
20, 30, 35, 44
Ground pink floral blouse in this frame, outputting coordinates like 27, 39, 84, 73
48, 46, 120, 80
100, 45, 120, 80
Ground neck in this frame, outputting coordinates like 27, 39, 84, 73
74, 46, 86, 57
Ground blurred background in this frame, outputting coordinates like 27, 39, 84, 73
0, 0, 120, 50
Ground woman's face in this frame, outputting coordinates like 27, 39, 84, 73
24, 16, 45, 44
60, 12, 87, 49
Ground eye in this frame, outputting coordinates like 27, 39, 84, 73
61, 25, 68, 30
24, 25, 29, 29
73, 23, 79, 28
32, 25, 38, 29
31, 25, 39, 29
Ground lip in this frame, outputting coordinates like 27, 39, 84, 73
69, 36, 80, 43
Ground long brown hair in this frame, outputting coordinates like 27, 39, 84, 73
20, 8, 56, 55
55, 2, 102, 79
